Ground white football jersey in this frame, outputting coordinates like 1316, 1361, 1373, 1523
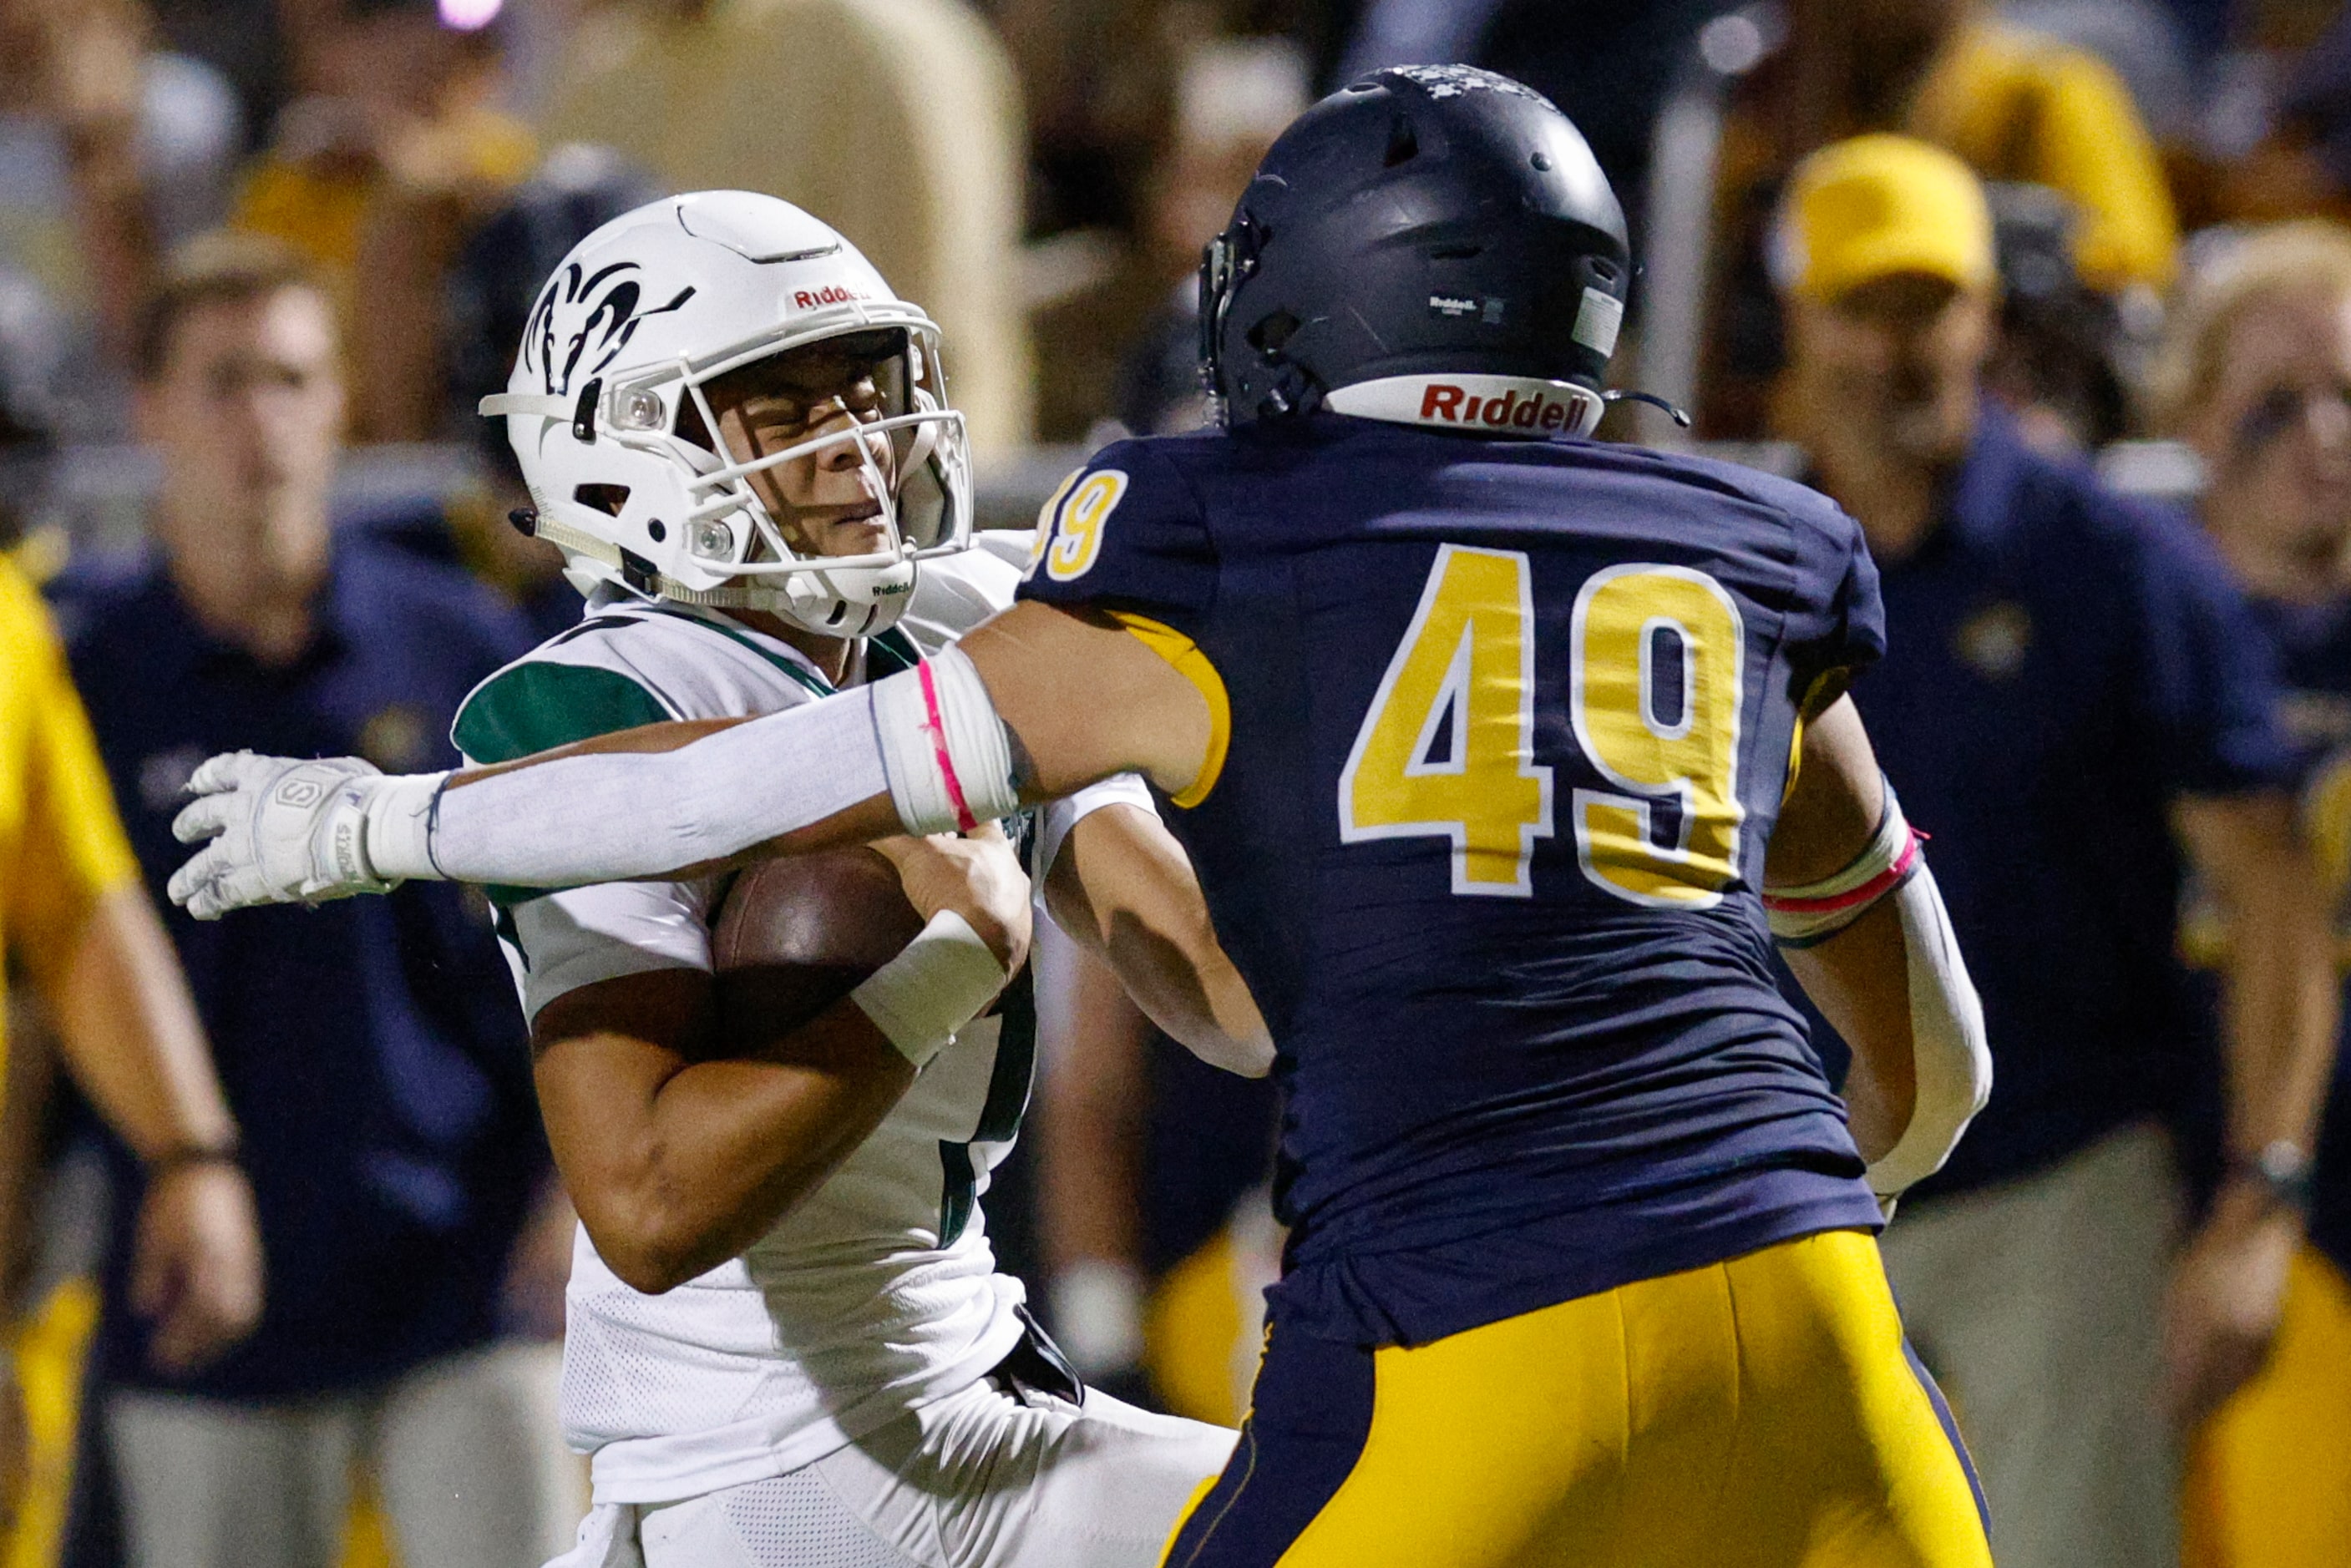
456, 533, 1046, 1505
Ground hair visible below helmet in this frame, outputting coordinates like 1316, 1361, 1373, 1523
481, 190, 973, 638
1201, 65, 1630, 438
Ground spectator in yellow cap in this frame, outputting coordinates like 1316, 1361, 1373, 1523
1771, 134, 1998, 510
1771, 134, 2343, 1568
1696, 0, 2178, 440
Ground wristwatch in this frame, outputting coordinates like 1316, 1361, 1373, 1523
2229, 1139, 2314, 1217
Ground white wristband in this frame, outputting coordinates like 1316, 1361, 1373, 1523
851, 910, 1009, 1068
362, 771, 449, 883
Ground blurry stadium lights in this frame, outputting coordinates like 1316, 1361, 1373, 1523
1697, 13, 1771, 77
439, 0, 502, 29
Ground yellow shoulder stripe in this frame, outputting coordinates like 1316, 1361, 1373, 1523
1107, 612, 1230, 808
1782, 670, 1840, 807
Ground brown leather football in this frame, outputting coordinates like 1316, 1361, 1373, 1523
711, 848, 925, 1045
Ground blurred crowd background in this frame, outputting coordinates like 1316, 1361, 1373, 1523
8, 0, 2351, 1565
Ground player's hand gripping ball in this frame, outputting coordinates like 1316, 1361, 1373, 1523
168, 752, 398, 919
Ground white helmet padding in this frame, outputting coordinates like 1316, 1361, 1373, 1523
479, 190, 974, 637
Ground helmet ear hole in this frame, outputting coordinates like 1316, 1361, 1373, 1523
575, 483, 631, 516
1249, 311, 1301, 355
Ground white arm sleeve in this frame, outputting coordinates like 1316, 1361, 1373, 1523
1867, 862, 1993, 1198
390, 687, 889, 886
383, 650, 1026, 888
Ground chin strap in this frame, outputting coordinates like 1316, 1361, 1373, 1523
507, 505, 773, 608
1602, 388, 1692, 428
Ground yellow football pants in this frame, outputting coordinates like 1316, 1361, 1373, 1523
2183, 1247, 2351, 1568
1163, 1229, 1991, 1568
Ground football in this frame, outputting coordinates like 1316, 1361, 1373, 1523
711, 848, 926, 1045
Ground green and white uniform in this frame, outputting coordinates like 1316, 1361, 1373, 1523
454, 535, 1230, 1559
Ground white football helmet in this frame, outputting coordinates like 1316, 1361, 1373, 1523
479, 191, 972, 636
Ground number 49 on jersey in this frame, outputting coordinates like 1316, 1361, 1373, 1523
1339, 544, 1748, 908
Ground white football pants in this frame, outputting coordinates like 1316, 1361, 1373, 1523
551, 1378, 1235, 1568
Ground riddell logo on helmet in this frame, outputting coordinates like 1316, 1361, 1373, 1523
792, 286, 869, 310
1418, 382, 1575, 431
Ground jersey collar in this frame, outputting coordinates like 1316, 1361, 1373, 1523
1323, 373, 1604, 438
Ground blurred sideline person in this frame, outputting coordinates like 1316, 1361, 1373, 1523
1771, 137, 2339, 1568
348, 144, 666, 645
458, 191, 1232, 1567
1979, 182, 2136, 457
1703, 0, 2178, 437
2159, 220, 2351, 1568
535, 0, 1032, 452
0, 0, 242, 377
229, 0, 536, 443
1035, 37, 1310, 443
171, 73, 1999, 1565
0, 438, 261, 1545
48, 231, 575, 1568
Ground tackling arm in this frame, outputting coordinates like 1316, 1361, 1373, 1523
167, 603, 1208, 918
1765, 695, 1991, 1201
1042, 801, 1272, 1079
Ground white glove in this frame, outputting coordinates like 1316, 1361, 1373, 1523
167, 752, 444, 919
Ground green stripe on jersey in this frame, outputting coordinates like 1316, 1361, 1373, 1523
453, 660, 674, 765
869, 626, 921, 676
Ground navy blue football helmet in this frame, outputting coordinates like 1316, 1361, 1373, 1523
1201, 65, 1631, 432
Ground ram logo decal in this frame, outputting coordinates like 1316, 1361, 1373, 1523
522, 260, 697, 396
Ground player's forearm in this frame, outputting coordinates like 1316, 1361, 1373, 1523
1781, 898, 1915, 1162
2180, 794, 2341, 1161
415, 696, 905, 887
1044, 805, 1273, 1076
170, 618, 1185, 918
1768, 756, 1989, 1196
393, 649, 1032, 889
541, 1001, 915, 1294
2216, 852, 2338, 1159
43, 885, 238, 1161
1033, 924, 1152, 1274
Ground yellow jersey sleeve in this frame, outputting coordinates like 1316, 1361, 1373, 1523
0, 557, 141, 989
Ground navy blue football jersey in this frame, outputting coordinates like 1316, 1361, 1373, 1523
1018, 413, 1887, 1348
